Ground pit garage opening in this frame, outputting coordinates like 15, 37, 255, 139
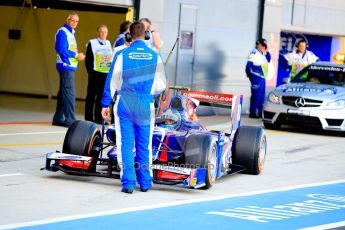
0, 0, 134, 100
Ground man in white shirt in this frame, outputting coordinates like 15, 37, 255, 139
84, 25, 112, 124
284, 39, 319, 81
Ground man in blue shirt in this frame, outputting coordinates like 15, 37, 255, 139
53, 12, 85, 127
101, 21, 166, 193
113, 21, 131, 49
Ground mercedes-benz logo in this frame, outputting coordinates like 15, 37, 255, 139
295, 97, 305, 107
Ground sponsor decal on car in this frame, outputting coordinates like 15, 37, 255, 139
287, 109, 310, 116
282, 86, 337, 94
309, 65, 345, 72
182, 90, 234, 105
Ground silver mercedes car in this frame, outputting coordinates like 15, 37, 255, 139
263, 62, 345, 132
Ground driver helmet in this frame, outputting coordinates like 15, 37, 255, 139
160, 108, 181, 130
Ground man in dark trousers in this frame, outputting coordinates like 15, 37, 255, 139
85, 25, 112, 124
101, 21, 166, 193
53, 12, 85, 127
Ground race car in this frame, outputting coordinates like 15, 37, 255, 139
43, 88, 267, 189
263, 62, 345, 132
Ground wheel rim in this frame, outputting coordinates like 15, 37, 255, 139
259, 136, 267, 169
88, 132, 101, 156
209, 145, 217, 182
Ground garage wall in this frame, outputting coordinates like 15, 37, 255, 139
0, 5, 126, 99
140, 0, 345, 113
140, 0, 260, 113
281, 0, 345, 36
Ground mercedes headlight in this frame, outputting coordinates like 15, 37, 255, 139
268, 92, 280, 104
325, 99, 345, 109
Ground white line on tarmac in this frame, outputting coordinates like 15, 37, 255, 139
0, 131, 65, 137
1, 179, 345, 230
299, 220, 345, 230
0, 173, 23, 178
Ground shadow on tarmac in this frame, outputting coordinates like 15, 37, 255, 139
42, 173, 205, 194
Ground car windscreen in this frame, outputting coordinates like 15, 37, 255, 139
291, 65, 345, 87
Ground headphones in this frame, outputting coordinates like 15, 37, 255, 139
124, 32, 132, 43
295, 39, 309, 48
124, 30, 151, 43
144, 30, 151, 40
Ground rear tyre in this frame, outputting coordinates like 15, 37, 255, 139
62, 120, 101, 172
184, 134, 218, 189
232, 126, 267, 175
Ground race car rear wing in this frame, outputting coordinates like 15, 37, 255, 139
181, 90, 237, 109
157, 86, 243, 134
181, 90, 243, 135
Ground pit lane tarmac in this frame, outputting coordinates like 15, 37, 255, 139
3, 180, 345, 230
0, 95, 344, 229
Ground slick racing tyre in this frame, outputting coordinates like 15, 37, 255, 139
184, 134, 218, 189
62, 120, 101, 172
232, 126, 267, 175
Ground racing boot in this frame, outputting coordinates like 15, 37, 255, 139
121, 188, 133, 194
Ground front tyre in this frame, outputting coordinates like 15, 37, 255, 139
232, 126, 267, 175
184, 134, 218, 189
62, 120, 101, 172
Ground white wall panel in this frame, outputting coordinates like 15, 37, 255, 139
141, 0, 260, 113
282, 0, 345, 35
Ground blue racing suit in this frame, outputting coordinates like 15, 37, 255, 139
105, 40, 166, 190
102, 44, 128, 108
245, 48, 271, 117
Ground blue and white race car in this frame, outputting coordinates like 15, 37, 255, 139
44, 88, 267, 189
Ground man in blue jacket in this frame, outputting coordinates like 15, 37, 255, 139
113, 21, 131, 49
101, 21, 166, 193
245, 38, 272, 118
53, 12, 85, 127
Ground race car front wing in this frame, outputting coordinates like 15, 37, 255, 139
43, 152, 207, 189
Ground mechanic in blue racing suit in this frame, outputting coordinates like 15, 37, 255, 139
101, 21, 166, 194
245, 38, 272, 118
